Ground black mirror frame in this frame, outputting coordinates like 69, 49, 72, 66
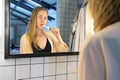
4, 0, 79, 59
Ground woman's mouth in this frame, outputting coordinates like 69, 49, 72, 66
40, 24, 46, 29
41, 24, 45, 27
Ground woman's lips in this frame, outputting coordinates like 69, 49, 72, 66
41, 24, 45, 27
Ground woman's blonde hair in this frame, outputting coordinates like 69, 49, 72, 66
88, 0, 120, 32
26, 6, 48, 49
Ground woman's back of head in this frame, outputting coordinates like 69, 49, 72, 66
88, 0, 120, 32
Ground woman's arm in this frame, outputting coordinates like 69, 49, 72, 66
50, 28, 64, 44
50, 28, 68, 52
20, 34, 33, 54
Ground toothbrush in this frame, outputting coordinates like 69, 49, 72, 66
43, 26, 51, 31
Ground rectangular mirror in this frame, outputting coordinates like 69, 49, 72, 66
5, 0, 79, 58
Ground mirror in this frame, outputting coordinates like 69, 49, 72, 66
5, 0, 79, 58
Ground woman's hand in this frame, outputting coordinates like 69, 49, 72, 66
50, 27, 64, 44
50, 27, 60, 36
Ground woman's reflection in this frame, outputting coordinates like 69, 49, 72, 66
20, 6, 68, 54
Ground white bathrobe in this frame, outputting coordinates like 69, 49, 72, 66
79, 22, 120, 80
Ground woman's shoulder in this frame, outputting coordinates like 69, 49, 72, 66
21, 33, 26, 38
84, 22, 120, 48
93, 22, 120, 39
20, 33, 28, 41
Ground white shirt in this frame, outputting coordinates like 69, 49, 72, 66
79, 22, 120, 80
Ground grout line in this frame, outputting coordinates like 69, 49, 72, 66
17, 73, 78, 80
43, 57, 45, 80
0, 65, 16, 67
15, 64, 31, 66
14, 61, 78, 66
66, 55, 68, 80
30, 57, 31, 80
55, 56, 57, 80
76, 56, 78, 80
15, 58, 16, 80
21, 73, 75, 80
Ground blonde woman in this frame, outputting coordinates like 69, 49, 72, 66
20, 7, 68, 54
79, 0, 120, 80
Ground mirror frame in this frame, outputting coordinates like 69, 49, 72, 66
5, 0, 79, 59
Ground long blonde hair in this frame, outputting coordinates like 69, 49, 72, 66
88, 0, 120, 32
26, 6, 48, 49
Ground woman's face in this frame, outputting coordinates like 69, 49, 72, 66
37, 10, 48, 29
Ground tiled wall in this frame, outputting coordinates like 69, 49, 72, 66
0, 53, 78, 80
57, 0, 79, 45
0, 0, 80, 80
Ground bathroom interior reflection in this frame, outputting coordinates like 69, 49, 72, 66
10, 0, 86, 54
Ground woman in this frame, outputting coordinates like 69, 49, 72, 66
20, 6, 68, 54
79, 0, 120, 80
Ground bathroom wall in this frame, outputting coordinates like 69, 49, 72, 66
0, 54, 78, 80
57, 0, 79, 45
0, 0, 79, 80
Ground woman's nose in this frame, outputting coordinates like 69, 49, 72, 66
40, 20, 44, 23
41, 18, 46, 22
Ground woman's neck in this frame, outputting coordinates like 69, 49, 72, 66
37, 28, 45, 37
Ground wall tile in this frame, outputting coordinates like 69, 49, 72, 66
68, 62, 77, 73
57, 56, 67, 62
31, 57, 44, 64
31, 77, 43, 80
68, 73, 77, 80
68, 55, 78, 61
16, 65, 30, 80
61, 0, 65, 3
0, 54, 15, 66
31, 64, 43, 78
16, 58, 30, 65
45, 57, 56, 63
44, 76, 55, 80
56, 62, 66, 74
56, 75, 66, 80
44, 63, 56, 76
0, 66, 15, 80
0, 0, 4, 52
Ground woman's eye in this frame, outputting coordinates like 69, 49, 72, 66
44, 17, 48, 19
38, 16, 47, 19
38, 16, 42, 18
